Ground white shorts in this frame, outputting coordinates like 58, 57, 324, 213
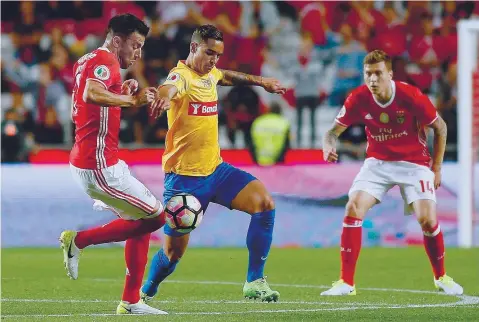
349, 158, 436, 211
70, 160, 162, 220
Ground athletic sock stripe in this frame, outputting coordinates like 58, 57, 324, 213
342, 223, 363, 228
423, 225, 441, 237
93, 170, 154, 214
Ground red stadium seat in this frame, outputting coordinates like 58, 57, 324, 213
1, 21, 14, 33
76, 19, 107, 38
44, 19, 76, 34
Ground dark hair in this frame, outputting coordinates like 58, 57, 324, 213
191, 24, 223, 44
363, 50, 392, 71
107, 14, 149, 38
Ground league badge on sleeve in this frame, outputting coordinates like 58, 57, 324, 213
94, 65, 110, 80
167, 72, 180, 82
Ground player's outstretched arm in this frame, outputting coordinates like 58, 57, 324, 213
323, 122, 348, 163
218, 70, 286, 94
428, 115, 447, 189
84, 80, 156, 108
149, 85, 177, 119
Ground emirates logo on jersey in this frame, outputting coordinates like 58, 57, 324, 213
188, 101, 218, 116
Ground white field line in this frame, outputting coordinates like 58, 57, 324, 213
2, 279, 478, 318
1, 298, 388, 306
89, 278, 466, 297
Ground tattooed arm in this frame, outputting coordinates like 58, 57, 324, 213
427, 115, 447, 189
323, 122, 348, 163
218, 69, 286, 94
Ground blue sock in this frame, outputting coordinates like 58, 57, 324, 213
246, 209, 275, 282
141, 248, 178, 296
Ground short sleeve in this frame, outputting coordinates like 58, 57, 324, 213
213, 67, 224, 82
413, 90, 438, 126
85, 59, 119, 89
163, 69, 189, 99
335, 92, 361, 127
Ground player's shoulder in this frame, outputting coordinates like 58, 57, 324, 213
394, 81, 422, 100
79, 48, 118, 68
166, 61, 192, 83
345, 84, 370, 106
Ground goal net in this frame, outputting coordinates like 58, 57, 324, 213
458, 20, 479, 247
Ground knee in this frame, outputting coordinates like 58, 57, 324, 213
249, 193, 275, 214
417, 215, 437, 230
345, 200, 365, 219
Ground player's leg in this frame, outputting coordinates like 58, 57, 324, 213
61, 162, 165, 279
212, 163, 278, 302
402, 166, 463, 295
141, 233, 190, 301
115, 232, 165, 315
141, 173, 210, 301
321, 191, 377, 296
412, 200, 462, 295
322, 159, 390, 296
62, 161, 167, 314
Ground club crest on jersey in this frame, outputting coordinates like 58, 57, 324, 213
94, 65, 110, 80
198, 77, 213, 89
396, 110, 405, 124
379, 112, 389, 124
167, 72, 180, 82
188, 101, 218, 116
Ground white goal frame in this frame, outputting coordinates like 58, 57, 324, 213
458, 19, 479, 248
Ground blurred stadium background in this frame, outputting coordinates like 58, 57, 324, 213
2, 0, 478, 248
2, 1, 479, 319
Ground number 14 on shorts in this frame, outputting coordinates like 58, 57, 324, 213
419, 180, 434, 193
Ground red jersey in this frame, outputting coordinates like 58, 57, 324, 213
335, 81, 438, 166
70, 48, 122, 169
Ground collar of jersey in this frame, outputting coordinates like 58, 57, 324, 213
178, 60, 209, 78
98, 47, 111, 53
372, 80, 396, 108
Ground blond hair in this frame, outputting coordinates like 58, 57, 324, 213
363, 50, 392, 70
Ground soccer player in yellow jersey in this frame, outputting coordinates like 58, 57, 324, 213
140, 25, 286, 302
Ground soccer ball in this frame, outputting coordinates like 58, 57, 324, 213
165, 193, 204, 233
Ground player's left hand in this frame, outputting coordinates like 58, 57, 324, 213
432, 168, 441, 189
121, 79, 139, 95
261, 77, 286, 94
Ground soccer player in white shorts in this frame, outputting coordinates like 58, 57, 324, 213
320, 50, 463, 296
59, 14, 168, 315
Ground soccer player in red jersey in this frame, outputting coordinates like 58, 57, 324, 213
321, 50, 463, 296
59, 14, 168, 314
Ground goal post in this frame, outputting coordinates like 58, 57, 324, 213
457, 19, 479, 248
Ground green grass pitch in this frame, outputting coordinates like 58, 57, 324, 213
2, 247, 478, 321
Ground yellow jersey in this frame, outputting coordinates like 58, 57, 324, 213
162, 61, 224, 176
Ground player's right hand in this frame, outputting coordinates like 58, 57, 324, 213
149, 96, 171, 119
133, 87, 157, 107
323, 146, 338, 163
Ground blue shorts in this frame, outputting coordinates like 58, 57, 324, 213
163, 162, 256, 236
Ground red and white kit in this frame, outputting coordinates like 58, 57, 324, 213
336, 80, 438, 205
70, 48, 161, 220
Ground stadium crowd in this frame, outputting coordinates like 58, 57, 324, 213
2, 0, 477, 162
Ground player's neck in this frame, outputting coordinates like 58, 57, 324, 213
185, 55, 205, 76
373, 82, 393, 104
102, 42, 120, 63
